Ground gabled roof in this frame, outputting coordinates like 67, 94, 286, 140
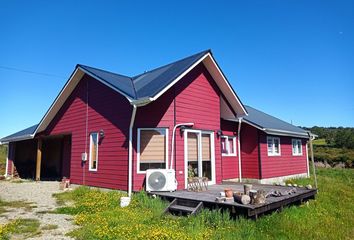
1, 50, 248, 142
131, 50, 209, 99
242, 105, 309, 138
0, 124, 38, 144
77, 65, 135, 99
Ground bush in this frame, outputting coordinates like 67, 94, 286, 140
314, 146, 354, 167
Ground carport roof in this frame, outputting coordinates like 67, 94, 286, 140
0, 124, 38, 144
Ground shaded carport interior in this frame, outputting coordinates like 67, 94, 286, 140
0, 124, 71, 180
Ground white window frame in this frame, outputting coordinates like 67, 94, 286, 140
221, 136, 237, 156
292, 139, 303, 156
89, 132, 99, 171
137, 128, 169, 174
267, 136, 281, 156
183, 129, 216, 188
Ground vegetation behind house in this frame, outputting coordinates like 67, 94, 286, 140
0, 145, 7, 176
303, 127, 354, 167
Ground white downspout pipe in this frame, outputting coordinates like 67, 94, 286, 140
128, 105, 137, 197
237, 117, 243, 182
170, 123, 194, 169
306, 143, 310, 177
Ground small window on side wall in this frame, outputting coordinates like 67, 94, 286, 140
89, 132, 99, 171
138, 128, 168, 173
292, 139, 303, 156
267, 136, 281, 156
221, 136, 236, 156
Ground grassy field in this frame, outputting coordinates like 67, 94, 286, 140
0, 145, 7, 176
52, 168, 353, 240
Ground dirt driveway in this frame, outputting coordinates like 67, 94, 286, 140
0, 181, 76, 239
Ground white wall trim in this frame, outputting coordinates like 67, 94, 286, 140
306, 143, 310, 177
4, 144, 9, 177
128, 105, 137, 197
259, 173, 308, 184
136, 128, 169, 174
150, 54, 209, 102
88, 132, 99, 172
79, 67, 134, 103
240, 173, 308, 184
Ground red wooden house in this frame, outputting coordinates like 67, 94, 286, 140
1, 50, 311, 195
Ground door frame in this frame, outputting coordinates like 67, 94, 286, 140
183, 129, 216, 189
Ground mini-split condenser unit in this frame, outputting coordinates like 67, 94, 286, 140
145, 169, 177, 192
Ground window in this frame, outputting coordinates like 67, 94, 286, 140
137, 128, 168, 173
267, 136, 281, 156
89, 132, 99, 171
221, 136, 236, 156
292, 139, 303, 156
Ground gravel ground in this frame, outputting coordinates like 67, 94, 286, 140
0, 180, 77, 240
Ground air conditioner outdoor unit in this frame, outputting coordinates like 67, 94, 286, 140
146, 169, 177, 192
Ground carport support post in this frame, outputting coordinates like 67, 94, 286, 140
36, 139, 42, 181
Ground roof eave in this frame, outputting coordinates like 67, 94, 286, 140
264, 128, 309, 138
0, 134, 35, 145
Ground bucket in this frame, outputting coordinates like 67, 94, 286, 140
120, 197, 131, 208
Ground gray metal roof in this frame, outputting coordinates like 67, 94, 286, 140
243, 105, 309, 138
78, 50, 210, 100
0, 124, 38, 143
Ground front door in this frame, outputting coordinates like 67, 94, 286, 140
184, 130, 215, 188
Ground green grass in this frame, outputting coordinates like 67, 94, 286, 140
0, 145, 6, 176
53, 168, 354, 240
313, 138, 327, 146
0, 218, 40, 239
41, 224, 58, 231
0, 198, 36, 214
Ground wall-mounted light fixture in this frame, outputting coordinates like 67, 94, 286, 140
216, 130, 223, 137
99, 129, 105, 139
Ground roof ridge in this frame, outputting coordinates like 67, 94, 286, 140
77, 64, 132, 79
132, 49, 210, 80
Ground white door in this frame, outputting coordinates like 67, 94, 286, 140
184, 130, 215, 188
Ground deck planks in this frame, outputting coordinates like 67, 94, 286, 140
151, 183, 317, 218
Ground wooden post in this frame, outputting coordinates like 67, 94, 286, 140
309, 137, 318, 190
36, 139, 42, 181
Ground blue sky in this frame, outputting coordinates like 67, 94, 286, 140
0, 0, 353, 137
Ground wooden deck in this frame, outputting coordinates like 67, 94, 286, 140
151, 183, 316, 218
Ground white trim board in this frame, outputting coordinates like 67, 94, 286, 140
136, 128, 169, 174
4, 144, 9, 177
183, 129, 216, 189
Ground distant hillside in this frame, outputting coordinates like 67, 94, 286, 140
303, 126, 354, 149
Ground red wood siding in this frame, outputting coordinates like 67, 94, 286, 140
175, 63, 222, 187
259, 133, 308, 178
240, 123, 260, 179
46, 75, 132, 190
132, 63, 222, 190
132, 88, 175, 191
220, 119, 239, 180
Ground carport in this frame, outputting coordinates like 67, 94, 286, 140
0, 124, 71, 180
